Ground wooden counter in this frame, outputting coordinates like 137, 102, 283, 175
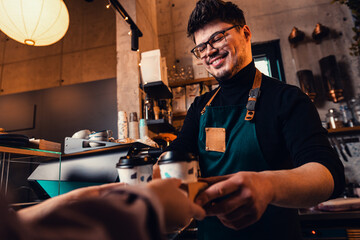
0, 145, 61, 158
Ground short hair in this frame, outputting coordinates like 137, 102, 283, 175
187, 0, 246, 41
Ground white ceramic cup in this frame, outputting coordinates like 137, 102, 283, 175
88, 136, 108, 147
89, 130, 112, 138
72, 129, 91, 139
88, 130, 112, 147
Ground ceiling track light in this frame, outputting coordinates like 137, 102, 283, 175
106, 0, 111, 9
109, 0, 143, 51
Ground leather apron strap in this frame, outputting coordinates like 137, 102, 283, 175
200, 69, 263, 121
201, 87, 221, 115
245, 69, 262, 121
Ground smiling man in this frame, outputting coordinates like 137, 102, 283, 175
192, 21, 251, 81
165, 0, 345, 239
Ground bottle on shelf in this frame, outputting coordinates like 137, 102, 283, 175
326, 108, 343, 129
153, 100, 160, 120
339, 102, 354, 127
166, 99, 173, 125
144, 94, 154, 120
349, 97, 360, 126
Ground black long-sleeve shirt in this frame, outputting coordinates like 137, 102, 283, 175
167, 61, 345, 198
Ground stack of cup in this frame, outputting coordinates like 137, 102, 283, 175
116, 155, 156, 185
118, 111, 128, 140
88, 130, 112, 147
139, 119, 148, 139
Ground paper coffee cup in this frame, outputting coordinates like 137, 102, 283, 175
118, 111, 128, 140
158, 151, 199, 183
116, 155, 155, 185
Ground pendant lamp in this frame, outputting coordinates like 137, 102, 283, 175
0, 0, 69, 46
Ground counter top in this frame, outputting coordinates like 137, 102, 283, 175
0, 145, 60, 158
299, 208, 360, 220
299, 208, 360, 230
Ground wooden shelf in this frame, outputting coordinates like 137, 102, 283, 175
169, 77, 217, 88
327, 126, 360, 135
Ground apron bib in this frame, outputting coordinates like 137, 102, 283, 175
196, 70, 301, 240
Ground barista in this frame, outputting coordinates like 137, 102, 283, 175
165, 0, 345, 239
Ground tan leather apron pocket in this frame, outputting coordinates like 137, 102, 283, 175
205, 127, 226, 152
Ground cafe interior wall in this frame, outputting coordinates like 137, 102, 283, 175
0, 0, 159, 142
0, 0, 120, 142
156, 0, 360, 121
0, 0, 117, 95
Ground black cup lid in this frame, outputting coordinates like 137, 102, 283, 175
158, 151, 198, 164
117, 155, 156, 168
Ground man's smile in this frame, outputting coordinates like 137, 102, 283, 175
208, 52, 228, 68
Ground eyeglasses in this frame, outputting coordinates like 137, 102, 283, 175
191, 25, 240, 59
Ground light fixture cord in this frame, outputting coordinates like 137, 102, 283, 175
0, 38, 7, 93
59, 39, 64, 86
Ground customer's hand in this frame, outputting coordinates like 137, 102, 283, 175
195, 172, 274, 230
18, 182, 125, 223
147, 178, 205, 232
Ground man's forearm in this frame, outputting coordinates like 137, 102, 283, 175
261, 162, 334, 208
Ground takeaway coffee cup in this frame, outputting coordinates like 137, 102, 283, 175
116, 155, 156, 185
158, 151, 199, 183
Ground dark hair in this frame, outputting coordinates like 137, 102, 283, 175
187, 0, 246, 41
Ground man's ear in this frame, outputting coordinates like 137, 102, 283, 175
243, 25, 252, 41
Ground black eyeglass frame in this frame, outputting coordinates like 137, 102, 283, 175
190, 25, 241, 59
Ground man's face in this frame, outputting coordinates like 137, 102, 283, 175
194, 20, 252, 81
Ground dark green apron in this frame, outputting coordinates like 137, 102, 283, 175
196, 70, 301, 240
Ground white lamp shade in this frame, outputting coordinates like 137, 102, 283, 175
0, 0, 69, 46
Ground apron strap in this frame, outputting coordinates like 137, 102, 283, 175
201, 87, 221, 115
245, 69, 262, 121
200, 68, 263, 118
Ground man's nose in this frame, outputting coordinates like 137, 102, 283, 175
205, 43, 217, 57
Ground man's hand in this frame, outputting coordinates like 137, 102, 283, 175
194, 163, 335, 230
195, 172, 275, 230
